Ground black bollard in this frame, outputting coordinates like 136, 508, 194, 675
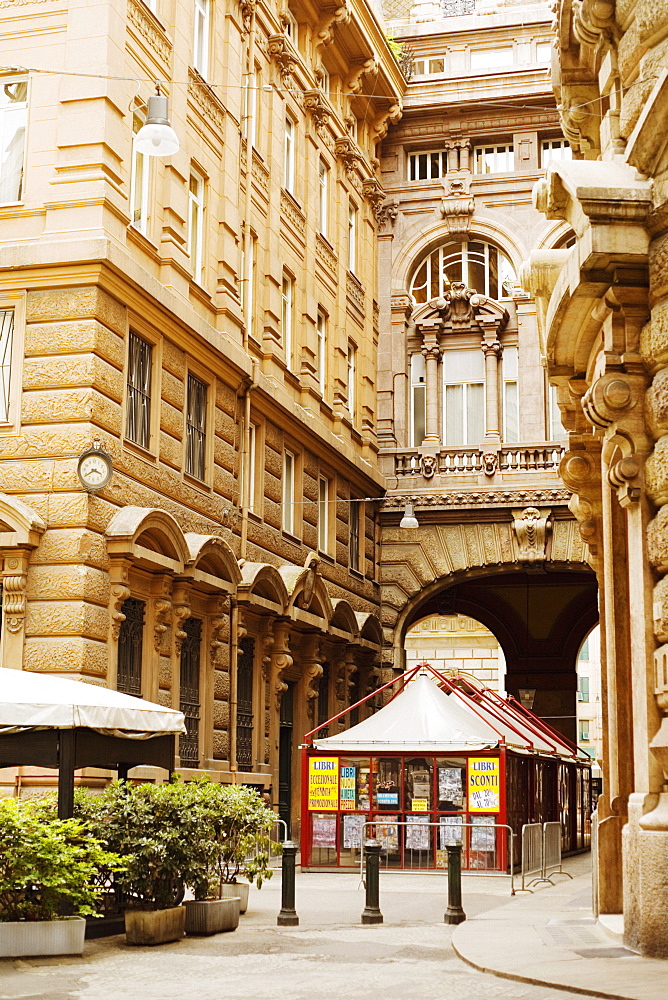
277, 840, 299, 926
361, 839, 384, 924
443, 843, 466, 925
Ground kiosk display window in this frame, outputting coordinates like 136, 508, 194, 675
373, 758, 401, 810
436, 757, 466, 810
405, 757, 432, 812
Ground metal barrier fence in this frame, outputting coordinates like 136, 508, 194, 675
358, 820, 516, 895
519, 821, 573, 892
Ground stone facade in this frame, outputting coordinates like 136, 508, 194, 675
523, 0, 668, 958
376, 1, 596, 745
0, 0, 404, 836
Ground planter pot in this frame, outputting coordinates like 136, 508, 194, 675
125, 905, 185, 946
185, 898, 240, 936
220, 882, 249, 913
0, 916, 86, 958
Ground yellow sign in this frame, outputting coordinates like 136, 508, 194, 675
339, 766, 356, 811
308, 757, 339, 811
468, 757, 500, 813
411, 798, 428, 812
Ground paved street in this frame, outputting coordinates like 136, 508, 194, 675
0, 868, 592, 1000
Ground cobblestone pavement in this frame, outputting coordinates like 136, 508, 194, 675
0, 871, 591, 1000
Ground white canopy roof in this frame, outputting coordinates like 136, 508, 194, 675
0, 668, 186, 738
312, 673, 573, 756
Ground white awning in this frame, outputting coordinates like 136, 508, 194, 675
313, 673, 500, 753
0, 668, 186, 738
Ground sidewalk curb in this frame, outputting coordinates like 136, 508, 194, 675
451, 930, 632, 1000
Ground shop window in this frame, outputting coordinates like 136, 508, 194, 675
436, 759, 466, 810
469, 815, 497, 870
185, 373, 207, 480
179, 617, 202, 767
409, 149, 448, 181
126, 332, 153, 450
117, 598, 145, 696
404, 757, 432, 812
0, 78, 27, 205
373, 758, 401, 810
237, 636, 254, 771
411, 240, 516, 302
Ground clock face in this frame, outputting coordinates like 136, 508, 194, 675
78, 450, 112, 490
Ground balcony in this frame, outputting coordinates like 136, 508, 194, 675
387, 441, 566, 488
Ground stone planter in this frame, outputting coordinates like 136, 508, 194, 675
125, 905, 185, 946
220, 881, 250, 913
0, 916, 86, 958
184, 898, 240, 936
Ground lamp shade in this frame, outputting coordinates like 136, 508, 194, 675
399, 503, 419, 529
134, 94, 180, 157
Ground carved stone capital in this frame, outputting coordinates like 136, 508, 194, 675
377, 199, 398, 232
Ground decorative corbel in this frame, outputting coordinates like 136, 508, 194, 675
335, 135, 361, 175
110, 583, 131, 641
209, 598, 229, 668
373, 102, 402, 141
1, 557, 28, 634
441, 176, 474, 240
362, 177, 386, 222
315, 3, 350, 54
271, 620, 292, 709
302, 636, 323, 722
377, 199, 398, 232
239, 0, 256, 34
346, 58, 379, 95
267, 34, 298, 88
559, 442, 603, 562
303, 89, 331, 130
512, 507, 552, 565
171, 584, 191, 658
153, 598, 172, 653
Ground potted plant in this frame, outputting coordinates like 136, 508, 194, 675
76, 780, 200, 946
0, 797, 122, 958
183, 780, 278, 933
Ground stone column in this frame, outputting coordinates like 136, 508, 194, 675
481, 338, 502, 442
267, 620, 292, 793
458, 139, 470, 173
422, 338, 441, 445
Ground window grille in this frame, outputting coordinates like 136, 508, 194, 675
126, 332, 152, 449
179, 617, 202, 766
442, 0, 475, 14
237, 636, 255, 771
411, 240, 516, 301
117, 598, 145, 696
186, 374, 207, 480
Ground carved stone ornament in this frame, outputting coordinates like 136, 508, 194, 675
377, 200, 398, 233
172, 602, 191, 657
239, 0, 256, 33
267, 34, 298, 88
315, 3, 351, 52
512, 506, 552, 564
421, 454, 437, 479
374, 103, 402, 141
363, 178, 386, 222
110, 583, 131, 641
335, 135, 361, 174
300, 552, 320, 610
153, 598, 172, 653
428, 282, 485, 326
2, 571, 27, 633
483, 452, 498, 477
303, 89, 331, 129
441, 177, 475, 240
209, 602, 229, 667
347, 58, 379, 95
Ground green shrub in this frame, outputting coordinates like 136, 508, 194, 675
0, 797, 123, 922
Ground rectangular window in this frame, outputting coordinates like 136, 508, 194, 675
412, 57, 445, 77
248, 422, 256, 514
347, 342, 356, 421
240, 234, 256, 339
411, 352, 426, 447
143, 0, 158, 12
281, 273, 294, 369
117, 598, 145, 696
349, 500, 360, 573
443, 349, 485, 446
130, 107, 150, 233
185, 373, 207, 480
409, 149, 449, 181
579, 638, 590, 661
318, 475, 329, 554
578, 676, 590, 703
317, 310, 327, 395
318, 158, 329, 236
470, 47, 514, 70
473, 144, 514, 174
126, 332, 152, 449
0, 308, 15, 424
283, 9, 298, 39
541, 138, 572, 167
0, 78, 27, 205
188, 168, 205, 284
548, 383, 566, 440
318, 67, 330, 94
243, 69, 257, 148
348, 201, 357, 274
282, 449, 295, 535
535, 41, 552, 63
193, 0, 211, 77
578, 720, 590, 743
284, 116, 295, 194
179, 617, 202, 766
503, 346, 518, 443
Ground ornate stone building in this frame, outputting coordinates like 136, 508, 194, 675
377, 0, 597, 747
523, 0, 668, 958
0, 0, 403, 837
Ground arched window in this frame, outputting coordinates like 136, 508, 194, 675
410, 240, 516, 302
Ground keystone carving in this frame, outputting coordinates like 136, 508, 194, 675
441, 177, 474, 240
512, 506, 552, 564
